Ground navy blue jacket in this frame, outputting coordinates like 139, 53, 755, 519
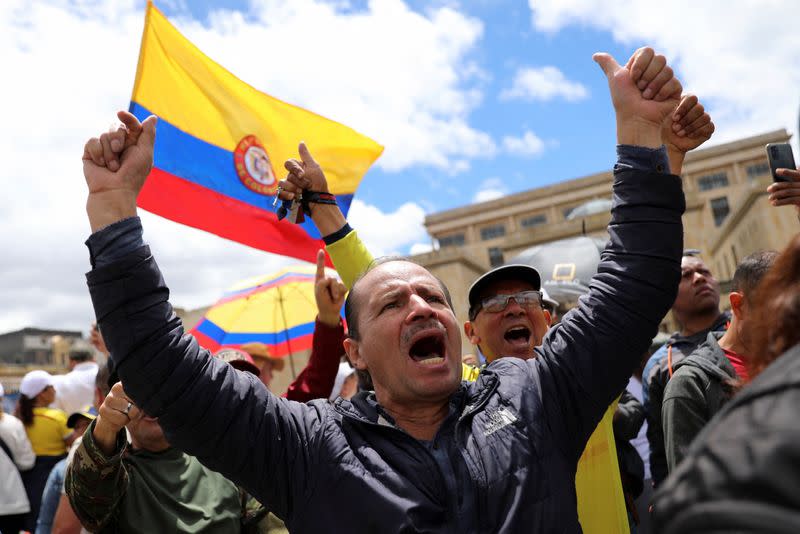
87, 167, 684, 533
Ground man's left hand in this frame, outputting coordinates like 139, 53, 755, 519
314, 249, 346, 327
594, 47, 682, 147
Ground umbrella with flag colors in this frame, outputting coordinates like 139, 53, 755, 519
190, 263, 340, 376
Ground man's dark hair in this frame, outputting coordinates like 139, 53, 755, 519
732, 250, 778, 298
70, 350, 93, 363
95, 362, 112, 398
344, 256, 454, 341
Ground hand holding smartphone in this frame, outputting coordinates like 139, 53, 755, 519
766, 143, 796, 182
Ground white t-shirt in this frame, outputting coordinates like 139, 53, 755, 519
52, 361, 99, 416
0, 412, 36, 515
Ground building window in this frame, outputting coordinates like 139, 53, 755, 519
520, 214, 547, 228
480, 224, 506, 241
697, 172, 729, 192
488, 247, 504, 268
438, 233, 465, 248
746, 162, 770, 182
710, 197, 730, 227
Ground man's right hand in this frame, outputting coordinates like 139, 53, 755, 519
278, 143, 346, 236
93, 382, 140, 456
594, 47, 682, 148
83, 111, 157, 232
662, 94, 715, 175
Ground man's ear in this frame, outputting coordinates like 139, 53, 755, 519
729, 292, 744, 321
344, 338, 366, 370
542, 309, 552, 327
464, 321, 481, 345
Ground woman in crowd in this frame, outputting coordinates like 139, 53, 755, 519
653, 234, 800, 533
0, 381, 36, 534
14, 370, 73, 531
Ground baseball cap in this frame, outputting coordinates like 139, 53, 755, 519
468, 264, 542, 316
19, 370, 54, 398
214, 347, 262, 377
540, 287, 559, 313
67, 405, 99, 428
239, 342, 285, 372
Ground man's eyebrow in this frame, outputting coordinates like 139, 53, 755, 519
374, 286, 404, 303
415, 283, 444, 294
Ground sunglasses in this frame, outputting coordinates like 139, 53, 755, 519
470, 290, 543, 320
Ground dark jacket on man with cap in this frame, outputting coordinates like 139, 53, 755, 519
661, 331, 738, 472
85, 162, 684, 533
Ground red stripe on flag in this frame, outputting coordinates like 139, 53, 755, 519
138, 168, 333, 266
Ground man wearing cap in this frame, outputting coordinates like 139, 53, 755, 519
80, 48, 706, 531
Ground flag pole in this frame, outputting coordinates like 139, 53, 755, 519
277, 286, 297, 379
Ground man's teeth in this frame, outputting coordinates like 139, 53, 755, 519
417, 355, 444, 365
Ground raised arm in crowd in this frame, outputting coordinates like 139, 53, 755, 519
79, 47, 691, 533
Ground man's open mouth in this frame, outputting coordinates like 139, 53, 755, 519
504, 325, 531, 345
409, 332, 446, 366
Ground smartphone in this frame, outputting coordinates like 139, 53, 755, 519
766, 143, 796, 182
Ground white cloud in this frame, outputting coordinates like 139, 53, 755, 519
409, 242, 435, 255
0, 0, 469, 333
190, 0, 496, 171
502, 130, 546, 157
472, 177, 507, 203
347, 199, 428, 257
527, 0, 800, 149
500, 66, 589, 102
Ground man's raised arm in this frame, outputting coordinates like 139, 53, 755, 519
82, 112, 324, 520
277, 143, 374, 289
532, 48, 711, 460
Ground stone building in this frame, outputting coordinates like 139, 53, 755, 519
410, 129, 798, 343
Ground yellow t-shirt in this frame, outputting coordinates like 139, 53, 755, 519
26, 407, 70, 456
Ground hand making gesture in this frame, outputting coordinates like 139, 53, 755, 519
314, 249, 346, 327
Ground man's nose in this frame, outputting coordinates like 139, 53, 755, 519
503, 297, 526, 316
407, 294, 436, 322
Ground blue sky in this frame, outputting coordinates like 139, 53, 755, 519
170, 0, 633, 213
1, 0, 799, 331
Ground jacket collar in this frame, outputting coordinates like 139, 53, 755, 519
674, 331, 736, 380
667, 311, 731, 347
335, 377, 492, 427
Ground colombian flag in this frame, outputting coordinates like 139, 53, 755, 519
130, 3, 383, 262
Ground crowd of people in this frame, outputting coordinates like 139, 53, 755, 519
1, 45, 799, 533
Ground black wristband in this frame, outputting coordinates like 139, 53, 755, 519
323, 223, 353, 245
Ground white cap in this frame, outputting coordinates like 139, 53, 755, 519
19, 370, 54, 398
329, 362, 356, 402
540, 287, 559, 310
0, 382, 4, 397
